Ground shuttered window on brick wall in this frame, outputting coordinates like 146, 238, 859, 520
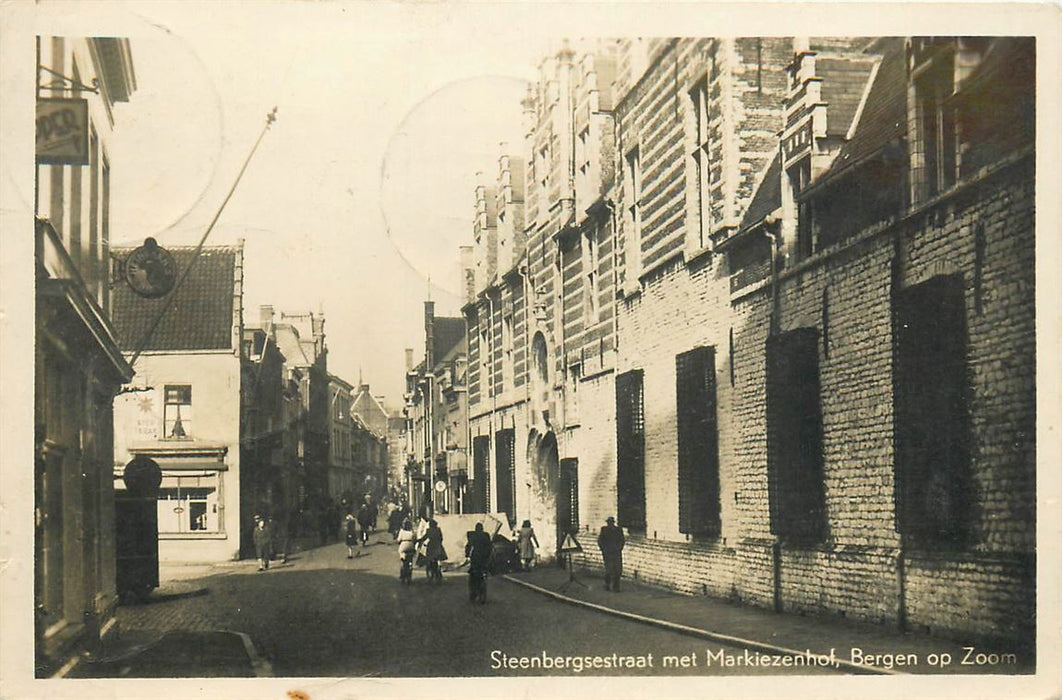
472, 435, 491, 514
495, 429, 516, 525
558, 458, 579, 539
893, 274, 972, 549
616, 369, 647, 532
766, 327, 827, 544
676, 346, 721, 538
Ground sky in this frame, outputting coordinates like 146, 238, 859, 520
84, 3, 553, 406
11, 1, 1056, 409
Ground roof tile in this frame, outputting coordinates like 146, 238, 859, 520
111, 245, 239, 352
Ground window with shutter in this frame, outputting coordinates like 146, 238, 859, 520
495, 429, 516, 524
893, 274, 972, 548
676, 346, 721, 538
472, 435, 491, 514
766, 328, 827, 544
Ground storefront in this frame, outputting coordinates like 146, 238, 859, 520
118, 445, 235, 561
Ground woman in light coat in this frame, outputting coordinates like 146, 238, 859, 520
516, 520, 540, 571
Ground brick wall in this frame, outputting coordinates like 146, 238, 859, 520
588, 35, 1035, 645
582, 152, 1034, 644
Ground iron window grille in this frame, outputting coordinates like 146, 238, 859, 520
616, 369, 647, 532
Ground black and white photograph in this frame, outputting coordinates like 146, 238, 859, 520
1, 2, 1059, 699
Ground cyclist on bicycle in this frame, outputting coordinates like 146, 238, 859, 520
397, 519, 416, 583
416, 518, 445, 583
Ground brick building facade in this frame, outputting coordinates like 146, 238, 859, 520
34, 36, 137, 676
455, 36, 1035, 645
406, 302, 467, 515
463, 41, 619, 554
572, 36, 1034, 645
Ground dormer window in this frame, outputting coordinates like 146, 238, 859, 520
909, 37, 990, 205
912, 55, 957, 202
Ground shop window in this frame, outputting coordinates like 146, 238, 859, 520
163, 385, 192, 439
157, 472, 221, 534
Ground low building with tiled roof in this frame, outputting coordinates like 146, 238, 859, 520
112, 242, 247, 563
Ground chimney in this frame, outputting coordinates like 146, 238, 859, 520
260, 304, 274, 334
405, 347, 414, 372
424, 300, 435, 370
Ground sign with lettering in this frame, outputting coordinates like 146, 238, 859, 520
36, 98, 89, 165
133, 393, 161, 441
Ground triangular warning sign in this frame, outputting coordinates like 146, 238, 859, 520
559, 532, 582, 552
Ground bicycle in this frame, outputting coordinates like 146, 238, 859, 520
399, 550, 414, 585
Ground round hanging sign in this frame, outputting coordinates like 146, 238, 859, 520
434, 480, 447, 493
124, 237, 178, 298
123, 455, 162, 495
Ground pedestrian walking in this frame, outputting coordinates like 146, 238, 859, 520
367, 495, 379, 533
387, 504, 405, 540
253, 516, 274, 571
516, 519, 540, 571
597, 516, 626, 591
344, 513, 358, 559
416, 518, 445, 583
357, 501, 374, 546
465, 522, 493, 603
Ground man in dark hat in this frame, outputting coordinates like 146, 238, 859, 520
597, 516, 626, 592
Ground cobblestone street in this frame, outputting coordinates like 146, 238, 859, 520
77, 532, 852, 678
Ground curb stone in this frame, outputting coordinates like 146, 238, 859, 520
501, 574, 900, 676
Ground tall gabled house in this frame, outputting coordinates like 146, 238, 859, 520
111, 244, 245, 563
406, 302, 467, 515
34, 35, 137, 677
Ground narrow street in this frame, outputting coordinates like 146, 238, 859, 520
85, 532, 845, 678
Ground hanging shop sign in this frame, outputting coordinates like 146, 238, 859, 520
124, 237, 178, 298
123, 455, 163, 496
36, 98, 89, 165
